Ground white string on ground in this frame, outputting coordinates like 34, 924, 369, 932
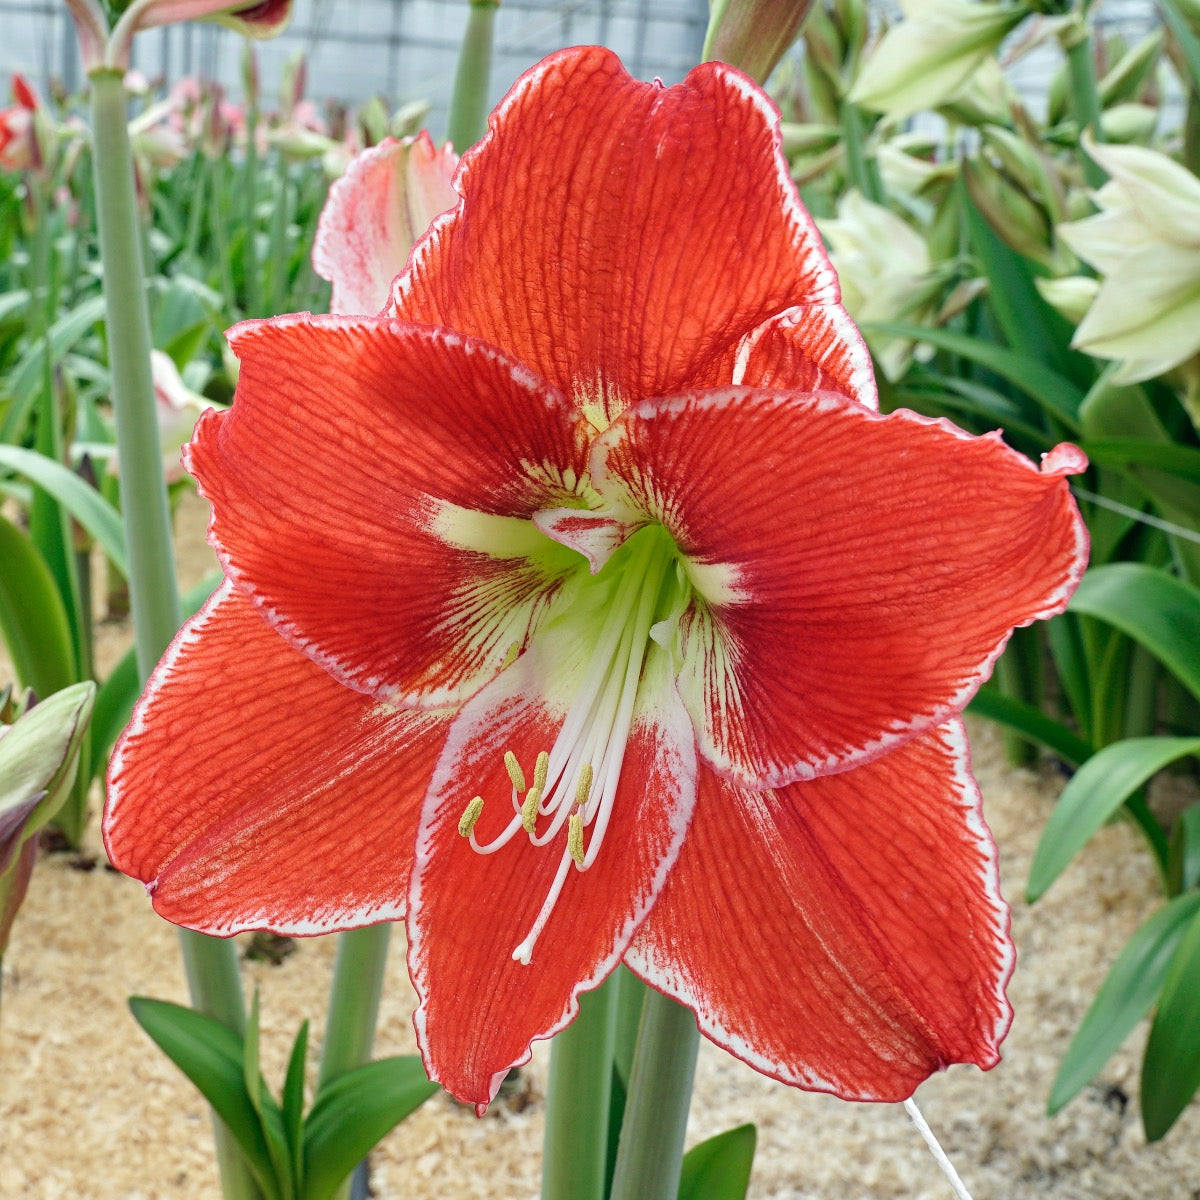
1072, 486, 1200, 546
903, 1097, 975, 1200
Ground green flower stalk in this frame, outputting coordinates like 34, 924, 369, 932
88, 63, 259, 1200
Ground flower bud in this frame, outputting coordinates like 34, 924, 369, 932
850, 0, 1028, 119
704, 0, 817, 84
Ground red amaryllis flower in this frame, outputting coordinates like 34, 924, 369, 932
104, 47, 1088, 1112
0, 75, 41, 172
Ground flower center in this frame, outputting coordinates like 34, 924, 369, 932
457, 525, 676, 964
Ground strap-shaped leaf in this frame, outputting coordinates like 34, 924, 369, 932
1142, 907, 1200, 1140
1050, 891, 1200, 1115
283, 1022, 310, 1190
860, 321, 1085, 433
0, 294, 107, 443
0, 513, 75, 699
1157, 0, 1200, 84
1068, 564, 1200, 703
677, 1124, 757, 1200
302, 1057, 437, 1200
959, 176, 1086, 386
0, 445, 127, 577
128, 997, 281, 1200
1168, 809, 1200, 897
1028, 737, 1200, 902
966, 685, 1091, 767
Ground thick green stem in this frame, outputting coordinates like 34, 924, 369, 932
609, 989, 700, 1200
612, 966, 646, 1088
542, 974, 619, 1200
89, 67, 257, 1200
317, 923, 392, 1088
318, 923, 393, 1200
446, 0, 499, 151
242, 103, 261, 317
1065, 32, 1106, 187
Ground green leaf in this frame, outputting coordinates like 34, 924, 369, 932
0, 295, 107, 443
677, 1125, 757, 1200
958, 176, 1085, 385
1046, 614, 1093, 745
0, 513, 76, 699
1142, 908, 1200, 1140
302, 1057, 436, 1200
1049, 891, 1200, 1114
966, 685, 1092, 766
1028, 737, 1199, 902
1079, 440, 1200, 485
1157, 0, 1200, 87
283, 1022, 309, 1189
1068, 564, 1200, 703
128, 997, 281, 1200
1168, 808, 1200, 896
861, 321, 1086, 433
0, 446, 128, 577
91, 571, 222, 773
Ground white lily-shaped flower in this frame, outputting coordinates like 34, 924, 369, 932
1058, 137, 1200, 383
849, 0, 1027, 119
818, 190, 947, 380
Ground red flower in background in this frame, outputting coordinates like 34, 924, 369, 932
0, 75, 41, 172
104, 47, 1088, 1113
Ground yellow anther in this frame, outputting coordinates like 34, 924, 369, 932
504, 750, 526, 793
533, 750, 549, 793
521, 787, 542, 833
574, 763, 594, 809
501, 640, 521, 670
568, 811, 585, 866
457, 796, 485, 838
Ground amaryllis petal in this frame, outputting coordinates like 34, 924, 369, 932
591, 388, 1088, 786
187, 315, 590, 710
313, 133, 459, 316
696, 302, 879, 410
624, 720, 1013, 1101
407, 631, 697, 1111
392, 46, 837, 421
104, 583, 449, 935
131, 0, 292, 35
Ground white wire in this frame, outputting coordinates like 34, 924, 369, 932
1072, 486, 1200, 547
903, 1098, 975, 1200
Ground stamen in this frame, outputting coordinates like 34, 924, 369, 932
504, 750, 526, 793
567, 812, 585, 866
458, 796, 485, 838
521, 787, 542, 833
533, 750, 549, 793
574, 763, 594, 809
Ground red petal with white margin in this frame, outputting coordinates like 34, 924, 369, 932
703, 303, 879, 410
189, 316, 590, 710
314, 134, 458, 316
407, 635, 696, 1111
392, 47, 837, 425
593, 389, 1088, 787
624, 721, 1013, 1101
103, 582, 449, 935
